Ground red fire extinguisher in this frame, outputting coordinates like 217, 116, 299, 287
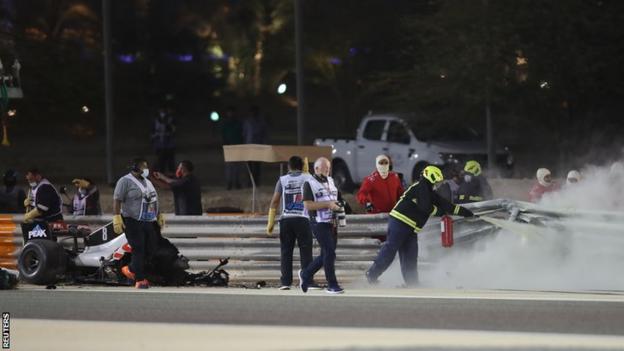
441, 215, 454, 247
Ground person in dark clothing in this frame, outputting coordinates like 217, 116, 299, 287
267, 156, 314, 290
114, 158, 165, 289
23, 169, 63, 223
366, 165, 474, 286
221, 106, 243, 190
152, 107, 176, 174
456, 160, 493, 203
0, 169, 26, 213
154, 160, 203, 215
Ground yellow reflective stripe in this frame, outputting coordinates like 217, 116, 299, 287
430, 205, 438, 216
453, 205, 460, 215
459, 195, 465, 200
389, 210, 421, 231
392, 182, 419, 211
469, 196, 483, 201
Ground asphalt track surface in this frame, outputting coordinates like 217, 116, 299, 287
3, 286, 624, 335
4, 286, 624, 350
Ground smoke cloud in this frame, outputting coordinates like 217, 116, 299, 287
378, 163, 624, 291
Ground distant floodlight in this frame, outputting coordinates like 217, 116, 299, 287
539, 81, 549, 89
7, 109, 16, 117
210, 111, 220, 122
277, 83, 287, 95
81, 106, 89, 113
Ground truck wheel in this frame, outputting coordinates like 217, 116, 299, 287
18, 239, 67, 285
411, 162, 429, 183
332, 161, 355, 193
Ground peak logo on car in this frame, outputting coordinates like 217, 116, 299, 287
28, 225, 48, 239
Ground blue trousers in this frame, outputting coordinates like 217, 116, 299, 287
368, 217, 419, 285
301, 222, 339, 288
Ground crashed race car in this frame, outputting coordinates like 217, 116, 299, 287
17, 221, 229, 287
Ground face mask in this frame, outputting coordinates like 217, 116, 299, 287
464, 174, 473, 183
176, 169, 183, 178
142, 169, 149, 178
29, 182, 37, 188
377, 164, 389, 179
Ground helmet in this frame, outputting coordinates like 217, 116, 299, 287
464, 160, 482, 176
422, 165, 444, 184
536, 168, 552, 187
566, 170, 581, 184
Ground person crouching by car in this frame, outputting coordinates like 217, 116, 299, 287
298, 157, 346, 294
113, 158, 165, 289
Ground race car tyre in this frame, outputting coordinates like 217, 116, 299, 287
18, 239, 67, 285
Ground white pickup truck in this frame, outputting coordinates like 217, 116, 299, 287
314, 113, 514, 190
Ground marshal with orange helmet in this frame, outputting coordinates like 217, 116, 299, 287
366, 165, 474, 286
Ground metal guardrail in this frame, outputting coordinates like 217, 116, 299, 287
1, 199, 508, 283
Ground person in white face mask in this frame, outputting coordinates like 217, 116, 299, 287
23, 168, 63, 223
113, 158, 165, 289
529, 167, 560, 202
356, 155, 404, 213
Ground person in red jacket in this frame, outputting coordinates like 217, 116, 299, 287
529, 167, 560, 202
357, 155, 404, 213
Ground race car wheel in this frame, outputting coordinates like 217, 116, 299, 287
18, 239, 67, 285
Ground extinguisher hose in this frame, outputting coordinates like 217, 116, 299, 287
479, 215, 537, 239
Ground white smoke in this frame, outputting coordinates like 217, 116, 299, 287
539, 162, 624, 211
409, 163, 624, 291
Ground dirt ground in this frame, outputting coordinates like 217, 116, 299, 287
92, 178, 535, 214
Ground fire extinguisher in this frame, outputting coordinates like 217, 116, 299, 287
441, 215, 454, 247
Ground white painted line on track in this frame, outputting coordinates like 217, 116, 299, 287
11, 319, 624, 351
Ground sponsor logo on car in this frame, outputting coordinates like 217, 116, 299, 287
28, 225, 47, 239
